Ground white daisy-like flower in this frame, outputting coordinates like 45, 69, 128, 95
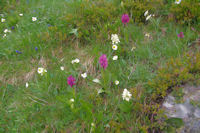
1, 18, 5, 23
81, 73, 87, 78
112, 45, 118, 50
122, 88, 132, 102
3, 34, 6, 38
93, 78, 100, 83
60, 66, 64, 71
111, 34, 120, 45
37, 67, 43, 74
32, 17, 37, 21
144, 10, 148, 16
146, 14, 151, 21
115, 80, 119, 85
175, 0, 181, 4
19, 13, 23, 16
71, 58, 80, 64
25, 82, 29, 88
146, 14, 152, 21
112, 55, 118, 61
37, 67, 47, 76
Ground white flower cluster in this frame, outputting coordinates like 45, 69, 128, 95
122, 88, 132, 102
111, 34, 120, 45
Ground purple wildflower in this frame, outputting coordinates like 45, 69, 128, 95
67, 75, 76, 87
16, 50, 22, 54
177, 32, 184, 38
99, 54, 108, 69
121, 14, 130, 25
11, 26, 15, 30
35, 47, 38, 51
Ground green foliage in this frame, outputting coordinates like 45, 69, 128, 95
169, 0, 200, 25
149, 52, 200, 100
63, 0, 120, 43
122, 0, 164, 24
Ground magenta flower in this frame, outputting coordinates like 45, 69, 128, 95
67, 75, 76, 87
177, 32, 184, 38
121, 14, 130, 24
99, 54, 108, 69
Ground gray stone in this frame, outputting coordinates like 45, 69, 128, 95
162, 86, 200, 133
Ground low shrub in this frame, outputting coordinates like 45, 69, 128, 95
148, 51, 200, 101
169, 0, 200, 25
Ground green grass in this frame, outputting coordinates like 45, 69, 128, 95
0, 0, 199, 132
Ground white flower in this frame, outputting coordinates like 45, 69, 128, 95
69, 28, 78, 36
111, 34, 120, 45
146, 14, 152, 21
60, 66, 64, 71
97, 88, 104, 94
70, 98, 74, 102
4, 29, 8, 33
71, 58, 80, 64
32, 17, 37, 21
112, 45, 118, 50
19, 13, 23, 16
145, 33, 150, 38
91, 123, 95, 127
112, 55, 118, 61
37, 67, 43, 74
4, 29, 11, 33
81, 73, 87, 78
25, 82, 29, 88
115, 80, 119, 85
37, 67, 47, 76
93, 78, 100, 83
131, 46, 136, 51
3, 34, 6, 38
1, 18, 5, 23
90, 122, 95, 132
144, 10, 148, 16
175, 0, 181, 4
70, 98, 74, 108
122, 88, 132, 102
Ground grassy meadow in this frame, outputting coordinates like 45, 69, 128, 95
0, 0, 200, 132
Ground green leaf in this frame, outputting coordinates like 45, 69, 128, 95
166, 118, 184, 128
